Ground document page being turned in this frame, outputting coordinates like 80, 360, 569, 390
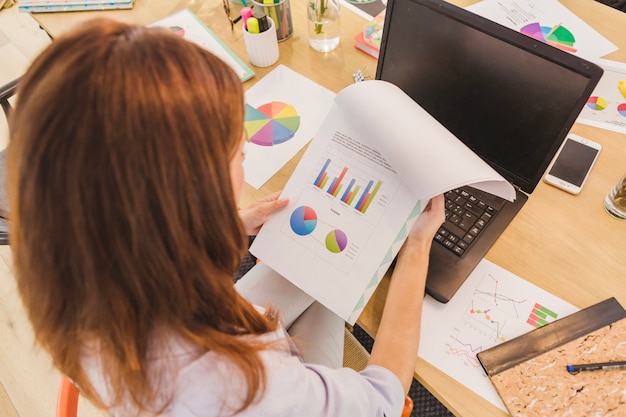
251, 80, 514, 323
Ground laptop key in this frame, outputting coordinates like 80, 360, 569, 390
463, 201, 482, 216
436, 187, 501, 257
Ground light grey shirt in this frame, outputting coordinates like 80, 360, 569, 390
83, 326, 404, 417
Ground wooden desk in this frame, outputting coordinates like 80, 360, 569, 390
24, 1, 626, 416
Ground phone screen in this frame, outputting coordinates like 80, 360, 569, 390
547, 138, 600, 187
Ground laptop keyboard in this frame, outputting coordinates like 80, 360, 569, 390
434, 188, 499, 257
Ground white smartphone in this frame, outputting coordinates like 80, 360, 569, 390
544, 134, 602, 195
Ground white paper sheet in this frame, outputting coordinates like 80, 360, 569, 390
251, 81, 514, 323
577, 59, 626, 135
418, 259, 579, 411
243, 65, 336, 189
151, 9, 254, 82
466, 0, 617, 61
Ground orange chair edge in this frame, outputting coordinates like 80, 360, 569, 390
402, 395, 414, 417
56, 375, 79, 417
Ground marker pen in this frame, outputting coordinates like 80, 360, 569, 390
246, 17, 260, 34
566, 361, 626, 373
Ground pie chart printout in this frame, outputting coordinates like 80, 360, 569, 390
167, 26, 185, 36
290, 206, 317, 236
586, 96, 607, 111
244, 102, 301, 146
520, 23, 576, 53
618, 103, 626, 117
325, 230, 348, 253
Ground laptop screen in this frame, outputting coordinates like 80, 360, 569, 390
376, 0, 603, 193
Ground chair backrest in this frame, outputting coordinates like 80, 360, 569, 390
0, 78, 18, 245
56, 375, 79, 417
0, 78, 18, 118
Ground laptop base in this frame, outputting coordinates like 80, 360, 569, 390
425, 188, 528, 303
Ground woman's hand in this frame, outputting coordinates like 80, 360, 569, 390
403, 194, 445, 251
239, 191, 289, 235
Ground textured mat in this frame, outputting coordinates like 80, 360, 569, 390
352, 325, 454, 417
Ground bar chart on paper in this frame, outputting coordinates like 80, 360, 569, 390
312, 157, 384, 215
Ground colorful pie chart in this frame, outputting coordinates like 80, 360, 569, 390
244, 102, 301, 146
618, 103, 626, 117
290, 206, 317, 236
586, 96, 607, 111
167, 26, 185, 37
325, 230, 348, 253
520, 23, 576, 53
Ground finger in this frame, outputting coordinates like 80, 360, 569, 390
262, 190, 283, 202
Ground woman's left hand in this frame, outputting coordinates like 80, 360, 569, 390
239, 191, 289, 235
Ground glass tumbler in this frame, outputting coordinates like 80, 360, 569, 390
604, 173, 626, 219
307, 0, 341, 52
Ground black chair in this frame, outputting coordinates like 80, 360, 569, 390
0, 78, 18, 245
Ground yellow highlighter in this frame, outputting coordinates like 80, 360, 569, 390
263, 0, 279, 32
247, 17, 259, 34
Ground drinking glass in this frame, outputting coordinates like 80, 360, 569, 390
604, 173, 626, 219
307, 0, 341, 52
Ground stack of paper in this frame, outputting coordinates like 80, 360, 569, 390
18, 0, 134, 13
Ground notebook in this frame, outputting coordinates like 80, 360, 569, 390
376, 0, 603, 303
476, 297, 626, 416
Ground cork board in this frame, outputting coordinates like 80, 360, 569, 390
491, 316, 626, 417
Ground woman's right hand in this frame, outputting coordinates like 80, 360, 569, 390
404, 194, 445, 250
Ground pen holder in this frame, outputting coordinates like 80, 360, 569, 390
250, 0, 293, 42
243, 16, 279, 67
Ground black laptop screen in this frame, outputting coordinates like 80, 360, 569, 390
376, 0, 602, 193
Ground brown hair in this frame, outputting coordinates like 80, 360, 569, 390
7, 19, 278, 413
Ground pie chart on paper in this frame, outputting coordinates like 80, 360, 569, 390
290, 206, 317, 236
244, 101, 301, 146
586, 96, 607, 111
520, 22, 577, 53
325, 229, 348, 253
167, 26, 185, 37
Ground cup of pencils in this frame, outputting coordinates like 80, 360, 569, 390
250, 0, 293, 42
242, 16, 279, 67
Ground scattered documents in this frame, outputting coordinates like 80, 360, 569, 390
252, 80, 514, 323
418, 259, 578, 411
577, 58, 626, 135
466, 0, 617, 60
151, 9, 254, 82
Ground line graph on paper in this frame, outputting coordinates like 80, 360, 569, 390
445, 273, 528, 368
419, 260, 579, 411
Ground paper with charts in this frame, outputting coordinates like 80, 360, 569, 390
251, 80, 514, 323
243, 65, 335, 189
150, 9, 254, 82
466, 0, 617, 60
418, 259, 579, 411
577, 59, 626, 135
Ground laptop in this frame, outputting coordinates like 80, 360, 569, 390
376, 0, 603, 303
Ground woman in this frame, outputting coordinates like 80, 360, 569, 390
8, 19, 444, 417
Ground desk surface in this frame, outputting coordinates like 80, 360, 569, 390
32, 1, 626, 416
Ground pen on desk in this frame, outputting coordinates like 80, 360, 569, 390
566, 361, 626, 373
